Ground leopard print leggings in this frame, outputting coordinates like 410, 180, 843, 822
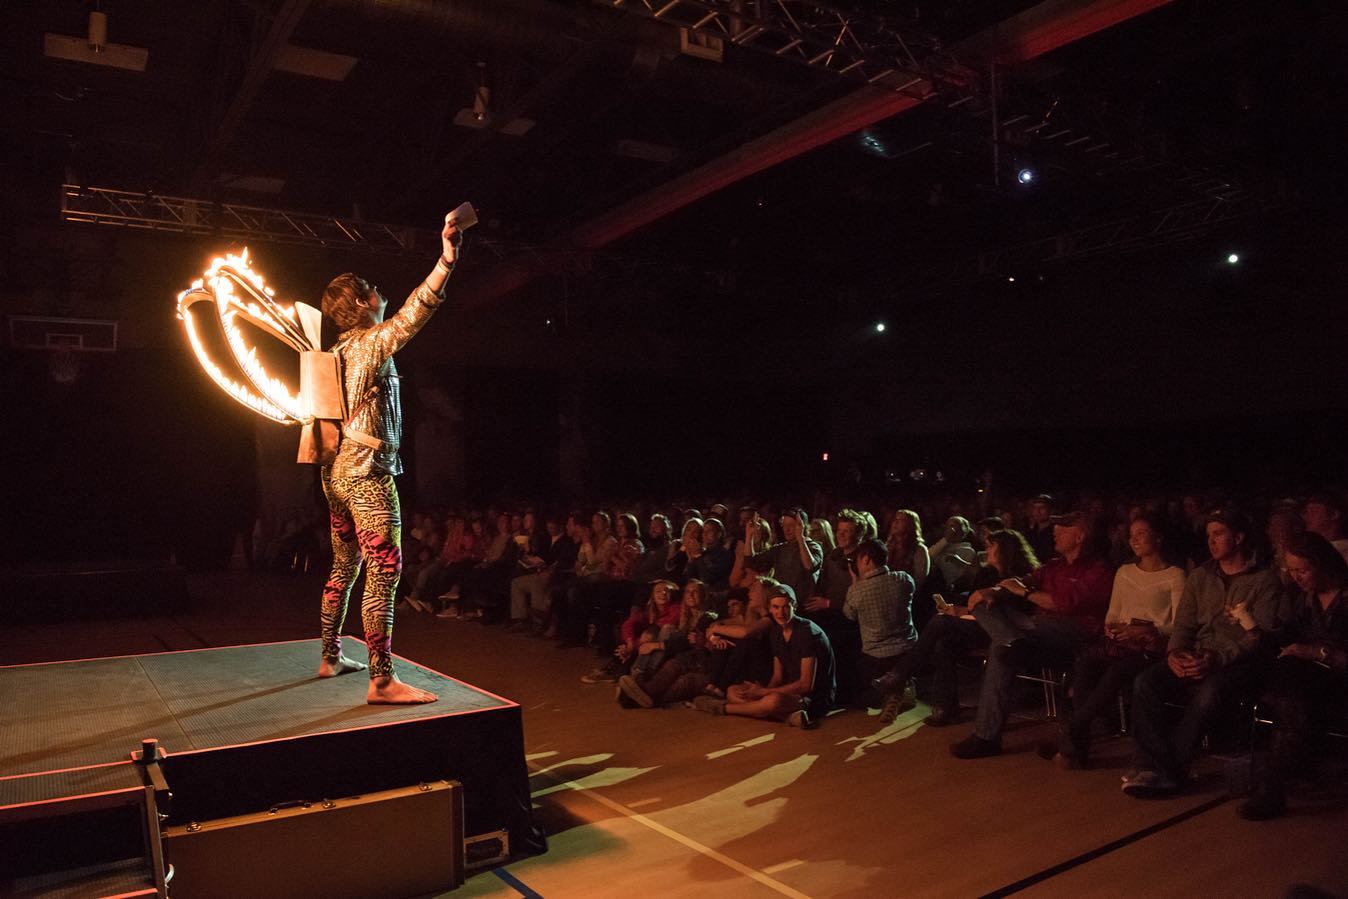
320, 469, 402, 678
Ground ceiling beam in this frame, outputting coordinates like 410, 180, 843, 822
190, 0, 313, 193
462, 0, 1175, 308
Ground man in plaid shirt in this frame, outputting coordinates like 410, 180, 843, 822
844, 539, 918, 722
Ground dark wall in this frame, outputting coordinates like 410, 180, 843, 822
2, 347, 253, 566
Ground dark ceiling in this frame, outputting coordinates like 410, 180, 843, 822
1, 0, 1344, 309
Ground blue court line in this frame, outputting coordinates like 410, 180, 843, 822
492, 867, 544, 899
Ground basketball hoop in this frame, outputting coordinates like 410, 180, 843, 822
49, 343, 82, 384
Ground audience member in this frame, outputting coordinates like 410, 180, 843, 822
1025, 494, 1056, 564
686, 518, 734, 590
886, 509, 931, 593
1240, 533, 1348, 819
740, 507, 823, 617
617, 611, 723, 709
1302, 493, 1348, 563
693, 583, 836, 729
1042, 513, 1185, 767
951, 511, 1114, 759
844, 538, 918, 722
874, 529, 1039, 727
1123, 507, 1286, 796
508, 512, 577, 633
929, 516, 978, 593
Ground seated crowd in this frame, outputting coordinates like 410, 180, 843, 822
392, 488, 1348, 820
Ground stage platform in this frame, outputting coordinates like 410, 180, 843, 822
0, 639, 545, 886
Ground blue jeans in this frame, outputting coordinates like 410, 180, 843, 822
972, 602, 1091, 742
1129, 658, 1257, 779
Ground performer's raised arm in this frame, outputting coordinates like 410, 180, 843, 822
364, 212, 465, 359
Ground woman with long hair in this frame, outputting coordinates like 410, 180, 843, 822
666, 517, 705, 583
873, 529, 1039, 725
809, 519, 836, 554
887, 509, 931, 591
1240, 532, 1348, 820
1042, 513, 1184, 768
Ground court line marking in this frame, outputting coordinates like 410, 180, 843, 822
625, 797, 661, 809
979, 794, 1230, 897
492, 866, 544, 898
528, 762, 812, 899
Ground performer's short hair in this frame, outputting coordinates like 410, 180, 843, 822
322, 273, 373, 332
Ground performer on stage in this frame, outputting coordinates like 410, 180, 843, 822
316, 213, 463, 703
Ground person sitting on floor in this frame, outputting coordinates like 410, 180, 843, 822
706, 575, 777, 689
844, 538, 918, 722
1123, 507, 1286, 797
617, 612, 723, 709
692, 583, 836, 729
1041, 512, 1185, 768
584, 579, 681, 684
1240, 532, 1348, 819
950, 511, 1114, 759
625, 579, 710, 683
873, 529, 1040, 728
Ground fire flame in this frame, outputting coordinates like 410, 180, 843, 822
176, 249, 315, 424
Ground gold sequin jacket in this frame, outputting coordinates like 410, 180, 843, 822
328, 280, 445, 479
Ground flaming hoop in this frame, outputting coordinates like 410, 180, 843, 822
176, 249, 324, 424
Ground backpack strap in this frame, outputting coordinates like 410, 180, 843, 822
340, 383, 384, 451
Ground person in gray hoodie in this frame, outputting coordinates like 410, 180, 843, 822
1123, 507, 1288, 796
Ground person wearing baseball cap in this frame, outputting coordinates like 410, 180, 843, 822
693, 582, 836, 728
951, 508, 1114, 760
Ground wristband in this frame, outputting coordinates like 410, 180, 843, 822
436, 255, 455, 271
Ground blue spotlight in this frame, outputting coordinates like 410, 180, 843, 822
1017, 168, 1035, 185
1227, 253, 1240, 264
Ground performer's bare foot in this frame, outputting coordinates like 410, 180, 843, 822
318, 655, 368, 678
367, 675, 438, 704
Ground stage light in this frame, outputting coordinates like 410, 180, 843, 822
875, 322, 886, 333
1227, 253, 1240, 264
1017, 168, 1035, 184
1007, 276, 1016, 283
822, 452, 829, 462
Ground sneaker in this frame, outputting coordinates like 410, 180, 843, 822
435, 606, 461, 619
438, 589, 461, 601
615, 685, 640, 709
787, 709, 817, 729
580, 667, 618, 684
950, 734, 1002, 759
691, 695, 726, 715
1120, 769, 1180, 797
617, 675, 654, 709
